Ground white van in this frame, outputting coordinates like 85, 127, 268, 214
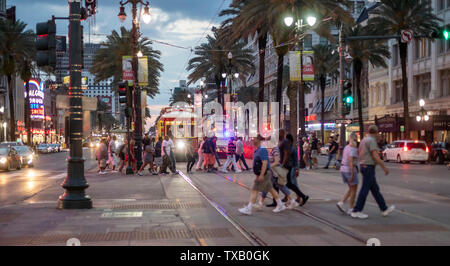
382, 140, 429, 164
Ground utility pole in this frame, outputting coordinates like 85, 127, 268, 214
58, 0, 92, 210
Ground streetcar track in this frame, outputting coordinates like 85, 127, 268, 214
178, 170, 267, 246
211, 171, 368, 245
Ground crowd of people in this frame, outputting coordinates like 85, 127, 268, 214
95, 125, 395, 220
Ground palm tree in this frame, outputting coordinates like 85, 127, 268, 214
345, 25, 390, 139
369, 0, 441, 139
90, 27, 164, 98
186, 30, 254, 108
312, 44, 339, 144
19, 60, 36, 146
0, 19, 35, 141
222, 0, 352, 134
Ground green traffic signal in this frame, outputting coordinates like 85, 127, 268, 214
444, 30, 449, 40
345, 96, 354, 104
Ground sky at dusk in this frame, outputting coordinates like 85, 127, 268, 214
8, 0, 232, 125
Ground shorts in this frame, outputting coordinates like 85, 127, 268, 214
341, 171, 359, 186
252, 171, 273, 193
204, 153, 215, 165
311, 150, 318, 159
144, 153, 153, 163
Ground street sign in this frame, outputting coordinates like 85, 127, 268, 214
336, 119, 352, 124
401, 30, 413, 43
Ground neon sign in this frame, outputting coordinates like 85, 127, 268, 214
25, 79, 45, 120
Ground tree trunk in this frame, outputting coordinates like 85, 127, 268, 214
399, 42, 409, 139
287, 84, 297, 139
25, 81, 31, 146
320, 75, 326, 145
214, 76, 222, 108
276, 53, 284, 128
7, 75, 16, 141
354, 59, 364, 140
258, 34, 267, 131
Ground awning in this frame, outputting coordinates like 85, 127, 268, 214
311, 96, 338, 114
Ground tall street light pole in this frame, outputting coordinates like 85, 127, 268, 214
285, 12, 317, 169
58, 0, 92, 210
119, 0, 151, 170
338, 24, 346, 164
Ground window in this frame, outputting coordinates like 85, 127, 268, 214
440, 69, 450, 96
393, 44, 399, 66
438, 0, 445, 10
394, 80, 403, 103
414, 38, 431, 59
319, 36, 328, 45
414, 73, 431, 100
354, 1, 365, 14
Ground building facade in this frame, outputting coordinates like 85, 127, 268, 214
368, 0, 450, 144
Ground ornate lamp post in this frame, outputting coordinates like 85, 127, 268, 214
118, 0, 151, 170
285, 11, 317, 168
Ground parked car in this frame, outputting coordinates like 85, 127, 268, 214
382, 140, 429, 164
320, 143, 330, 156
0, 141, 23, 148
48, 143, 60, 153
14, 145, 34, 167
36, 144, 52, 154
429, 142, 450, 164
0, 147, 22, 171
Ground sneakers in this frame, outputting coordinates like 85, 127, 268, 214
347, 208, 353, 215
252, 202, 263, 211
300, 195, 309, 206
287, 200, 299, 209
273, 203, 286, 213
235, 169, 242, 173
351, 212, 369, 219
137, 172, 143, 176
336, 201, 346, 214
382, 205, 395, 217
238, 205, 252, 215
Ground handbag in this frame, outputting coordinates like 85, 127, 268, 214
272, 165, 288, 186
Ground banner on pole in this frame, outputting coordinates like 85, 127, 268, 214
289, 51, 315, 81
122, 56, 134, 84
138, 56, 148, 86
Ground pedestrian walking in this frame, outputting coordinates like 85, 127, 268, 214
286, 133, 310, 206
238, 134, 286, 215
302, 137, 311, 170
221, 137, 242, 173
257, 136, 299, 210
153, 137, 163, 174
324, 136, 339, 169
137, 137, 155, 176
337, 133, 360, 215
168, 134, 177, 172
212, 136, 221, 167
117, 140, 127, 173
203, 136, 216, 173
186, 139, 197, 174
125, 139, 137, 173
310, 133, 319, 169
107, 135, 117, 172
196, 136, 206, 171
235, 137, 250, 171
351, 125, 395, 219
161, 135, 176, 174
96, 139, 108, 175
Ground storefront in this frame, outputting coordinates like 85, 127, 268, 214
375, 115, 403, 143
306, 122, 338, 142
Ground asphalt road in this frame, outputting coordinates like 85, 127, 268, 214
0, 148, 97, 207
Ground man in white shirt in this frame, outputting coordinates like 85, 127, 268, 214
235, 137, 250, 171
161, 135, 176, 174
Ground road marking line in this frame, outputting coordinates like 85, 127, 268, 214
48, 173, 67, 180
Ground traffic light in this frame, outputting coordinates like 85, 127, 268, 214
118, 82, 128, 105
343, 81, 353, 115
118, 82, 132, 117
36, 19, 56, 68
430, 27, 450, 40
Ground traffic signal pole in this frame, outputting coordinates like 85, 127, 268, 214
58, 0, 92, 209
